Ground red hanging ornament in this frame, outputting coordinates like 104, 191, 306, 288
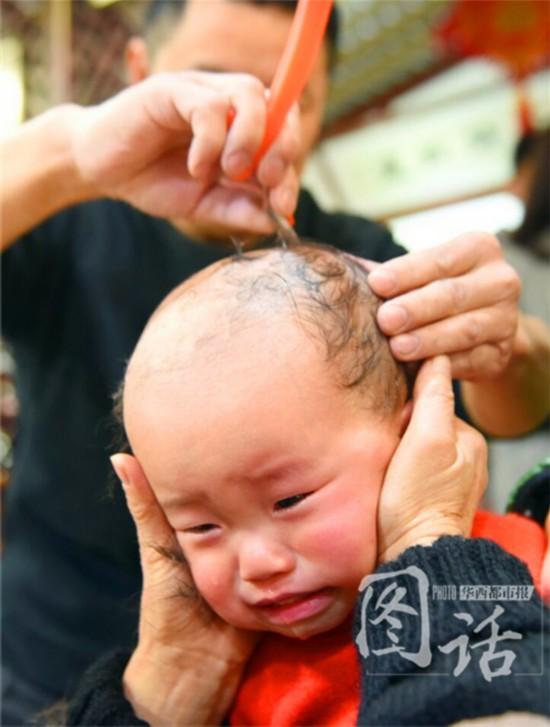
516, 83, 534, 135
435, 0, 550, 80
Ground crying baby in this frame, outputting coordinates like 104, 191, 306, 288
120, 242, 411, 640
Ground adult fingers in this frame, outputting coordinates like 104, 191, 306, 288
455, 418, 489, 498
170, 73, 269, 181
388, 304, 518, 361
172, 84, 231, 180
111, 453, 182, 568
447, 344, 511, 381
377, 262, 520, 336
221, 75, 268, 179
346, 255, 381, 273
367, 232, 502, 298
448, 418, 488, 537
256, 102, 301, 190
404, 356, 455, 446
267, 164, 300, 218
192, 181, 274, 233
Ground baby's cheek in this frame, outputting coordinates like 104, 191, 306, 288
300, 507, 378, 586
177, 542, 232, 615
304, 499, 378, 588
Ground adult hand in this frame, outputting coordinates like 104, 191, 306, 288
112, 453, 258, 727
364, 233, 521, 381
377, 356, 488, 564
71, 71, 300, 233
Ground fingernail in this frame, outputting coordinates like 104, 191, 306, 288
231, 165, 254, 182
264, 156, 285, 182
360, 259, 377, 273
191, 162, 210, 180
225, 150, 252, 178
368, 269, 397, 295
279, 187, 296, 216
392, 334, 418, 356
110, 455, 128, 486
378, 304, 408, 333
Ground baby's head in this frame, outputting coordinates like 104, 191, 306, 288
122, 243, 411, 639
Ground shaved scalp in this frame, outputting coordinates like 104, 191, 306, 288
121, 244, 410, 445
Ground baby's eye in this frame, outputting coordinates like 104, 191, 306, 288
274, 492, 313, 511
183, 523, 217, 534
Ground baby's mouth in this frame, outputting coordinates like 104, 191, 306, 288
252, 588, 335, 625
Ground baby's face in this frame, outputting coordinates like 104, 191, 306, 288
126, 308, 404, 640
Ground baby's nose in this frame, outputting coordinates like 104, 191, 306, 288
238, 534, 295, 583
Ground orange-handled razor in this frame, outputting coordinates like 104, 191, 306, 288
228, 0, 333, 174
258, 0, 333, 162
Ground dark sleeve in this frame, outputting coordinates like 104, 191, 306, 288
65, 650, 234, 727
354, 537, 549, 726
66, 651, 147, 726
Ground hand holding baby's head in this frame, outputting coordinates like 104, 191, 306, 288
121, 243, 411, 639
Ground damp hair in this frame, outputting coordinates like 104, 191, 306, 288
112, 242, 415, 458
142, 0, 340, 69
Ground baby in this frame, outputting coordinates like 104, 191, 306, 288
121, 241, 412, 641
116, 243, 545, 726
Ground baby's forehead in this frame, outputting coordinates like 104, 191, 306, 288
127, 258, 308, 387
125, 243, 402, 416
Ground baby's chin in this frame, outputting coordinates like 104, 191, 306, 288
232, 589, 357, 641
266, 611, 351, 641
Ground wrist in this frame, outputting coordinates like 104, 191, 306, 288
123, 646, 245, 727
50, 104, 100, 205
379, 521, 466, 565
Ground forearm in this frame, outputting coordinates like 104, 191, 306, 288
462, 314, 550, 437
1, 104, 97, 250
65, 647, 244, 727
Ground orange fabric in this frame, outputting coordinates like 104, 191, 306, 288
229, 511, 546, 727
471, 510, 545, 585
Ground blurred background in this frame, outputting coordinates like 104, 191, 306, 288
1, 0, 549, 508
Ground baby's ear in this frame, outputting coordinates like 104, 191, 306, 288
397, 400, 413, 437
124, 37, 150, 85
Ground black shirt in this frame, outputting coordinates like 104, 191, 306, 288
1, 190, 405, 704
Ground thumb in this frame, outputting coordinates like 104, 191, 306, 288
345, 255, 380, 274
405, 356, 455, 442
111, 453, 178, 556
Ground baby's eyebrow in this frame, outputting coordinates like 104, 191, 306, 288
163, 459, 315, 513
244, 459, 311, 486
162, 490, 210, 512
